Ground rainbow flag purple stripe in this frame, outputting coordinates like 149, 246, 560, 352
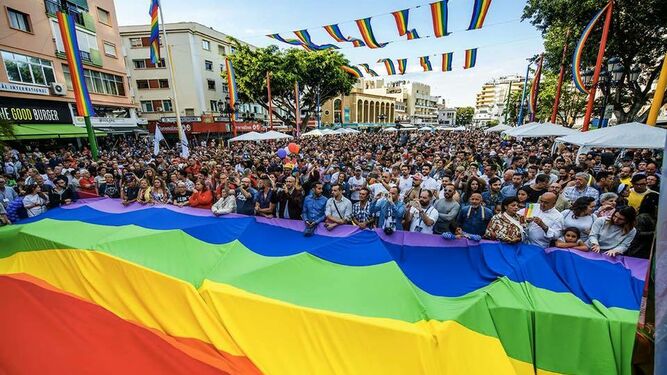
355, 17, 388, 49
467, 0, 493, 30
442, 52, 453, 71
148, 0, 160, 64
56, 11, 94, 117
572, 4, 610, 94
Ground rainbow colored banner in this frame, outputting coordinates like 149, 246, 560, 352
0, 198, 646, 374
392, 9, 410, 36
56, 11, 94, 117
341, 65, 363, 78
267, 33, 304, 46
467, 0, 493, 30
464, 48, 477, 69
148, 0, 160, 64
323, 24, 365, 47
397, 58, 408, 75
224, 58, 239, 121
406, 29, 420, 40
359, 63, 379, 77
572, 4, 611, 94
419, 56, 433, 72
529, 56, 544, 116
430, 1, 449, 38
355, 17, 388, 49
293, 29, 339, 51
442, 52, 453, 71
378, 58, 397, 75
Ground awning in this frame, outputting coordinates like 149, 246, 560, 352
1, 124, 107, 140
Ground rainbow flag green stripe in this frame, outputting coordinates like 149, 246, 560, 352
56, 11, 94, 117
468, 0, 493, 30
430, 0, 449, 38
442, 52, 453, 71
355, 17, 388, 49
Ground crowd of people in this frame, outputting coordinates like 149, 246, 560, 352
1, 129, 661, 258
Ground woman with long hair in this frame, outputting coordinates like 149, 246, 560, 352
484, 196, 525, 243
560, 196, 597, 243
460, 176, 486, 204
516, 187, 530, 209
587, 207, 637, 257
22, 184, 49, 218
136, 179, 152, 205
150, 179, 170, 204
189, 180, 213, 209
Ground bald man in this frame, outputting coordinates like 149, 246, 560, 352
518, 192, 564, 248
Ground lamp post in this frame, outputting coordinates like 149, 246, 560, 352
583, 57, 640, 128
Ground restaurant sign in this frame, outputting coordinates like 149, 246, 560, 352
0, 97, 72, 124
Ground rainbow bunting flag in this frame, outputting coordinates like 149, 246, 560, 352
148, 0, 160, 64
572, 4, 611, 94
56, 11, 94, 117
224, 58, 239, 121
406, 29, 420, 40
323, 24, 365, 47
359, 63, 379, 77
467, 0, 493, 30
0, 199, 646, 374
524, 203, 536, 218
378, 58, 397, 75
419, 56, 433, 72
430, 1, 449, 38
355, 17, 388, 49
267, 33, 304, 46
529, 56, 544, 115
341, 66, 363, 79
293, 29, 339, 51
397, 58, 408, 75
441, 52, 453, 71
463, 48, 477, 69
392, 9, 410, 36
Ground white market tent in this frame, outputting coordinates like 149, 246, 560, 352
509, 122, 578, 138
260, 130, 293, 140
382, 127, 398, 132
418, 126, 433, 131
345, 128, 361, 134
484, 124, 512, 133
302, 129, 324, 137
321, 129, 336, 135
451, 125, 466, 131
228, 131, 263, 142
555, 122, 666, 150
501, 122, 540, 137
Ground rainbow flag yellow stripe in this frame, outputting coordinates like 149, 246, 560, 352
464, 48, 477, 69
56, 11, 94, 117
323, 24, 366, 47
572, 4, 610, 94
224, 58, 238, 121
430, 1, 449, 38
355, 17, 388, 49
392, 9, 410, 36
442, 52, 453, 71
419, 56, 433, 72
397, 58, 408, 75
406, 29, 420, 40
148, 0, 160, 64
341, 66, 363, 79
377, 59, 397, 75
468, 0, 493, 30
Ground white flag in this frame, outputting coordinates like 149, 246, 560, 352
153, 125, 165, 155
179, 125, 189, 158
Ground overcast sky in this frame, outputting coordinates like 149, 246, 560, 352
114, 0, 544, 107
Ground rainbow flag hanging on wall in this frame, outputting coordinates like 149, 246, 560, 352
467, 0, 493, 30
148, 0, 160, 64
0, 199, 646, 374
56, 11, 94, 117
224, 58, 238, 121
355, 17, 388, 49
419, 56, 433, 72
359, 63, 378, 77
397, 58, 408, 75
442, 52, 453, 71
572, 3, 611, 94
430, 1, 449, 38
463, 48, 477, 69
378, 58, 397, 75
323, 24, 366, 47
341, 66, 363, 78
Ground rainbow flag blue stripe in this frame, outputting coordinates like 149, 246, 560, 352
148, 0, 160, 64
430, 1, 449, 38
464, 48, 477, 69
441, 52, 453, 71
323, 24, 365, 47
467, 0, 493, 30
359, 64, 378, 77
406, 29, 420, 40
56, 11, 94, 117
572, 4, 610, 94
293, 30, 339, 51
355, 17, 388, 49
397, 58, 408, 75
378, 59, 397, 75
225, 58, 239, 121
392, 9, 410, 36
267, 33, 304, 46
419, 56, 433, 72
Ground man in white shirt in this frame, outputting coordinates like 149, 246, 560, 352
420, 164, 440, 193
347, 167, 367, 203
368, 171, 395, 199
518, 192, 563, 248
325, 184, 352, 231
406, 190, 439, 234
398, 165, 413, 200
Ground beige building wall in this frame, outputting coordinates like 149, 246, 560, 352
321, 87, 396, 125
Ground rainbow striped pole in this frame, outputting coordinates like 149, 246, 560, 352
517, 62, 531, 126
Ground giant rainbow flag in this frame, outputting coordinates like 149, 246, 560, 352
0, 199, 646, 374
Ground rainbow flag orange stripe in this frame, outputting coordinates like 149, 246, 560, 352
524, 203, 536, 218
463, 48, 477, 69
392, 9, 410, 36
224, 58, 239, 121
442, 52, 453, 71
467, 0, 493, 30
572, 4, 610, 94
359, 64, 378, 77
406, 29, 420, 40
397, 58, 408, 75
377, 59, 396, 75
293, 29, 339, 51
341, 66, 363, 79
267, 33, 303, 46
323, 24, 366, 47
56, 11, 94, 117
430, 1, 449, 38
355, 17, 388, 49
419, 56, 433, 72
148, 0, 160, 64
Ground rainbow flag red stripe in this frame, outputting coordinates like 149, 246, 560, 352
341, 66, 363, 78
442, 52, 453, 71
419, 56, 433, 72
463, 48, 477, 69
359, 64, 378, 77
406, 29, 420, 40
56, 11, 94, 117
397, 58, 408, 75
430, 1, 449, 38
267, 33, 304, 46
572, 4, 610, 94
377, 59, 396, 75
294, 29, 339, 51
224, 58, 239, 121
323, 24, 366, 47
148, 0, 160, 64
392, 9, 410, 36
467, 0, 493, 30
529, 56, 543, 115
355, 17, 388, 49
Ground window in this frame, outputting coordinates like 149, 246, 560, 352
97, 7, 111, 25
162, 100, 172, 112
218, 45, 226, 56
130, 38, 142, 47
207, 79, 215, 90
133, 59, 146, 69
63, 65, 125, 96
137, 79, 168, 89
220, 63, 225, 73
158, 79, 169, 88
204, 60, 213, 71
202, 40, 210, 50
1, 51, 55, 86
140, 101, 153, 112
103, 42, 117, 57
185, 108, 195, 116
211, 100, 219, 112
136, 80, 149, 89
7, 8, 31, 33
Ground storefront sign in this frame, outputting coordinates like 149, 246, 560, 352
235, 123, 265, 132
74, 116, 138, 127
0, 97, 72, 124
0, 82, 50, 96
160, 116, 201, 123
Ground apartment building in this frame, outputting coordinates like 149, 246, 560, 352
437, 100, 457, 126
363, 79, 439, 124
473, 75, 524, 126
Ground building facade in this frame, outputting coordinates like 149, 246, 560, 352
473, 75, 524, 126
320, 84, 396, 125
363, 79, 439, 124
0, 0, 139, 139
437, 100, 457, 126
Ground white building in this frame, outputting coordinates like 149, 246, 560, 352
363, 79, 439, 124
473, 75, 524, 126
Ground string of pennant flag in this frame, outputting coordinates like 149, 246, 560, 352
342, 48, 477, 79
267, 0, 493, 51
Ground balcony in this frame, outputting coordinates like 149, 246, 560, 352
45, 0, 96, 32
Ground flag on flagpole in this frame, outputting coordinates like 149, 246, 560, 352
179, 124, 189, 158
148, 0, 161, 64
294, 82, 301, 137
153, 125, 165, 155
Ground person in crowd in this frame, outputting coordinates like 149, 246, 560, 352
523, 174, 550, 203
303, 182, 327, 237
555, 227, 589, 251
212, 187, 236, 215
595, 192, 618, 218
150, 179, 170, 204
0, 177, 18, 209
255, 177, 276, 218
460, 176, 486, 205
500, 172, 523, 200
433, 183, 460, 235
403, 173, 426, 203
47, 176, 76, 208
441, 221, 482, 241
627, 174, 651, 211
519, 192, 563, 248
189, 180, 213, 209
592, 171, 613, 195
22, 184, 49, 218
482, 177, 505, 207
98, 173, 120, 199
560, 196, 597, 243
562, 172, 600, 204
171, 182, 192, 207
371, 186, 405, 234
275, 176, 303, 220
136, 179, 152, 204
121, 178, 139, 206
548, 182, 570, 211
235, 177, 258, 216
351, 187, 374, 229
325, 184, 352, 231
78, 169, 97, 197
646, 174, 660, 192
347, 167, 367, 204
405, 190, 439, 234
420, 164, 440, 192
484, 196, 524, 243
616, 183, 630, 208
456, 192, 492, 236
516, 187, 530, 209
398, 164, 413, 199
587, 207, 637, 257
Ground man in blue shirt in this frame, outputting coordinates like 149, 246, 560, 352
482, 177, 505, 208
456, 192, 493, 236
500, 172, 524, 198
302, 182, 327, 237
371, 186, 405, 234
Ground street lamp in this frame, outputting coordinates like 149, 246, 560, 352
629, 65, 641, 84
595, 57, 625, 127
582, 68, 594, 86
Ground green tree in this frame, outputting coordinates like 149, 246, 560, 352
523, 0, 667, 123
0, 118, 14, 146
456, 107, 474, 125
225, 43, 356, 132
487, 119, 500, 126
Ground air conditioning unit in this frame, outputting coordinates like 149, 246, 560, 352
51, 82, 67, 96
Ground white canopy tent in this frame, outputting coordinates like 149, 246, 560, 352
260, 130, 293, 140
451, 125, 466, 132
227, 131, 264, 142
555, 122, 666, 150
321, 129, 336, 135
382, 127, 398, 132
501, 122, 540, 137
484, 124, 512, 133
508, 123, 578, 138
418, 126, 433, 131
302, 129, 324, 137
